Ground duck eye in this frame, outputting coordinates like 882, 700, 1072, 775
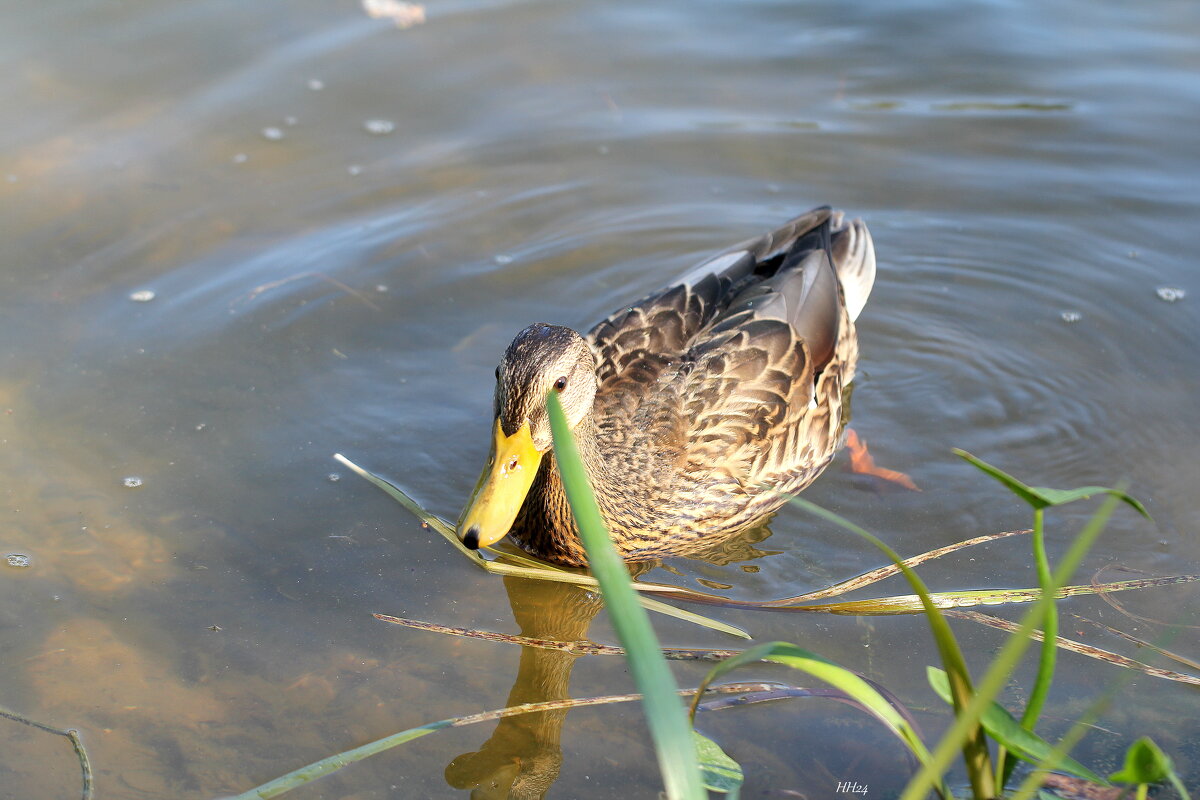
553, 376, 568, 391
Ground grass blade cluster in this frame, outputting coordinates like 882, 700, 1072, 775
792, 498, 993, 800
925, 667, 1102, 784
901, 491, 1123, 799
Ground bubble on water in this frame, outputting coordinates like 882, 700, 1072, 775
1155, 286, 1185, 303
307, 78, 325, 91
261, 126, 284, 141
123, 476, 144, 488
347, 164, 363, 176
493, 254, 514, 265
375, 284, 389, 293
232, 153, 248, 164
327, 473, 341, 483
363, 119, 395, 135
5, 554, 31, 568
129, 289, 156, 303
195, 422, 207, 431
5, 174, 17, 184
284, 115, 298, 127
1060, 310, 1082, 323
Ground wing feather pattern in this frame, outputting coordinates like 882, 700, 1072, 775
581, 206, 874, 537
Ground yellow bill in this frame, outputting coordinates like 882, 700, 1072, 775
458, 419, 543, 549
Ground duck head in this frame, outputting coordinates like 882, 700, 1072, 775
458, 323, 598, 550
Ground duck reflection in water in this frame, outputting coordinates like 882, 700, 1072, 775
443, 528, 777, 799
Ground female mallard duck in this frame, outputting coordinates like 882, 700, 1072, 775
458, 206, 875, 567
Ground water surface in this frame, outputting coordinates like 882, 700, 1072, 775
2, 1, 1198, 798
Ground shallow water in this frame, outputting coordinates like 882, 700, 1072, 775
2, 1, 1198, 798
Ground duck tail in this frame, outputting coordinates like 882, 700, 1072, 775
827, 212, 876, 323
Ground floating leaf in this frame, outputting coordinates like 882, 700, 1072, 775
693, 730, 744, 795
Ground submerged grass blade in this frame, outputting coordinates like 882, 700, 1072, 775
373, 613, 744, 660
225, 683, 775, 799
790, 576, 1196, 615
547, 391, 705, 800
334, 453, 482, 562
947, 609, 1200, 686
639, 595, 752, 639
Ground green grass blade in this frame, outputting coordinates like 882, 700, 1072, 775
226, 684, 770, 799
1020, 505, 1055, 792
226, 719, 454, 799
333, 453, 487, 564
639, 595, 752, 639
1031, 486, 1150, 518
926, 667, 1105, 784
547, 391, 705, 800
689, 641, 934, 771
953, 449, 1049, 508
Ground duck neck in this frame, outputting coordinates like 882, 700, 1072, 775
522, 414, 614, 566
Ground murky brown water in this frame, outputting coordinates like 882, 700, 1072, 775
3, 1, 1198, 798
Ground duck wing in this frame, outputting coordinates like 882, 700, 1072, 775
679, 209, 875, 513
586, 206, 872, 408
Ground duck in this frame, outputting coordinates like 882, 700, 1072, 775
457, 206, 876, 567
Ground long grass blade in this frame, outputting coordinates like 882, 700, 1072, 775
946, 610, 1200, 686
791, 576, 1196, 615
688, 641, 934, 770
547, 391, 706, 800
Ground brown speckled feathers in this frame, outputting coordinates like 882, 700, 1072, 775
495, 207, 875, 565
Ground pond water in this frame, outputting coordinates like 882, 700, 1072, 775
2, 1, 1198, 798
